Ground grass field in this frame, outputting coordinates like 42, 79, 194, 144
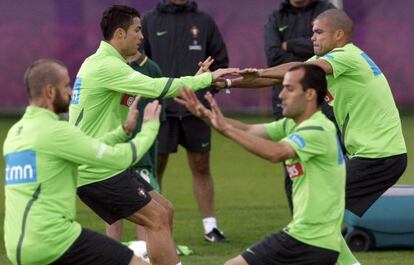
1, 115, 414, 264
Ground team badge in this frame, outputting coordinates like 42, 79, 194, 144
325, 91, 334, 103
190, 26, 199, 38
137, 187, 147, 198
286, 163, 304, 179
121, 94, 135, 107
189, 26, 202, 51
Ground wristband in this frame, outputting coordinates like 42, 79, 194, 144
224, 78, 232, 89
225, 79, 232, 94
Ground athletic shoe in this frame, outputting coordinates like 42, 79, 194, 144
204, 228, 229, 243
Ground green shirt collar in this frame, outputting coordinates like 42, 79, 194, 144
26, 106, 59, 120
97, 41, 127, 63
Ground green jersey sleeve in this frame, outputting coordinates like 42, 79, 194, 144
283, 126, 326, 162
100, 57, 212, 98
264, 118, 289, 141
319, 48, 357, 79
98, 125, 129, 145
44, 120, 159, 171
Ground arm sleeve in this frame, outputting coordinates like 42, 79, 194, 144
207, 17, 229, 70
264, 12, 303, 66
282, 128, 326, 162
48, 120, 159, 169
128, 120, 160, 165
320, 49, 356, 79
264, 119, 288, 141
100, 59, 212, 98
97, 125, 129, 145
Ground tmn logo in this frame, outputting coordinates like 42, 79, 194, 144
4, 150, 38, 185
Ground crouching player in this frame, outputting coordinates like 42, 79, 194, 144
3, 59, 161, 265
177, 64, 348, 265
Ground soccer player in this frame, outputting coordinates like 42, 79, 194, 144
177, 64, 346, 265
227, 9, 407, 265
106, 49, 163, 242
264, 0, 335, 213
69, 5, 237, 265
3, 59, 160, 265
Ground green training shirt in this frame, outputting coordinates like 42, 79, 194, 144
265, 111, 345, 252
69, 41, 212, 186
308, 43, 406, 158
3, 106, 159, 265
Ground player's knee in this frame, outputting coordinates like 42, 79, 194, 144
164, 198, 174, 220
147, 206, 170, 231
192, 162, 211, 177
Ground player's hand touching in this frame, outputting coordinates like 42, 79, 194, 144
211, 67, 240, 83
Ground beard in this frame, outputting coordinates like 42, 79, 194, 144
53, 91, 70, 114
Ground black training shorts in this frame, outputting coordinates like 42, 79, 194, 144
157, 116, 211, 153
345, 153, 407, 216
51, 228, 133, 265
77, 168, 153, 224
241, 231, 338, 265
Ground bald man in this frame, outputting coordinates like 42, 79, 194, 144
3, 59, 161, 265
230, 9, 407, 265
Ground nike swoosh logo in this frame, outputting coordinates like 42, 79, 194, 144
201, 142, 210, 148
156, 31, 167, 36
278, 25, 288, 32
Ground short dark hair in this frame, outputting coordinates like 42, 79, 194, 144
23, 59, 66, 100
100, 5, 140, 41
288, 64, 327, 106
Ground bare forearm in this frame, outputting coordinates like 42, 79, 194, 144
224, 117, 250, 131
259, 62, 302, 79
221, 126, 284, 163
232, 77, 280, 88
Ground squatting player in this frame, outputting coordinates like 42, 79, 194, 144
230, 9, 407, 265
177, 64, 347, 265
3, 59, 161, 265
69, 5, 237, 265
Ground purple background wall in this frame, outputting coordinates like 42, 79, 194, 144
0, 0, 413, 112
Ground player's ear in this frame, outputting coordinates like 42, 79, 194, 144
43, 84, 56, 102
335, 29, 345, 41
306, 88, 317, 102
114, 27, 126, 40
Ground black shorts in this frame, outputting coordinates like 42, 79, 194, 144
241, 231, 338, 265
157, 116, 211, 153
345, 153, 407, 217
51, 228, 133, 265
77, 168, 153, 224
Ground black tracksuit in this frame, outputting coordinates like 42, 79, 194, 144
142, 1, 229, 118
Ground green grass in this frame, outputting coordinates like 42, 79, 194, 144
1, 115, 414, 264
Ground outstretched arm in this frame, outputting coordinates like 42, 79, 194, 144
175, 89, 268, 138
204, 93, 296, 163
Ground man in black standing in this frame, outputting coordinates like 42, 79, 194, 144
142, 0, 229, 242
